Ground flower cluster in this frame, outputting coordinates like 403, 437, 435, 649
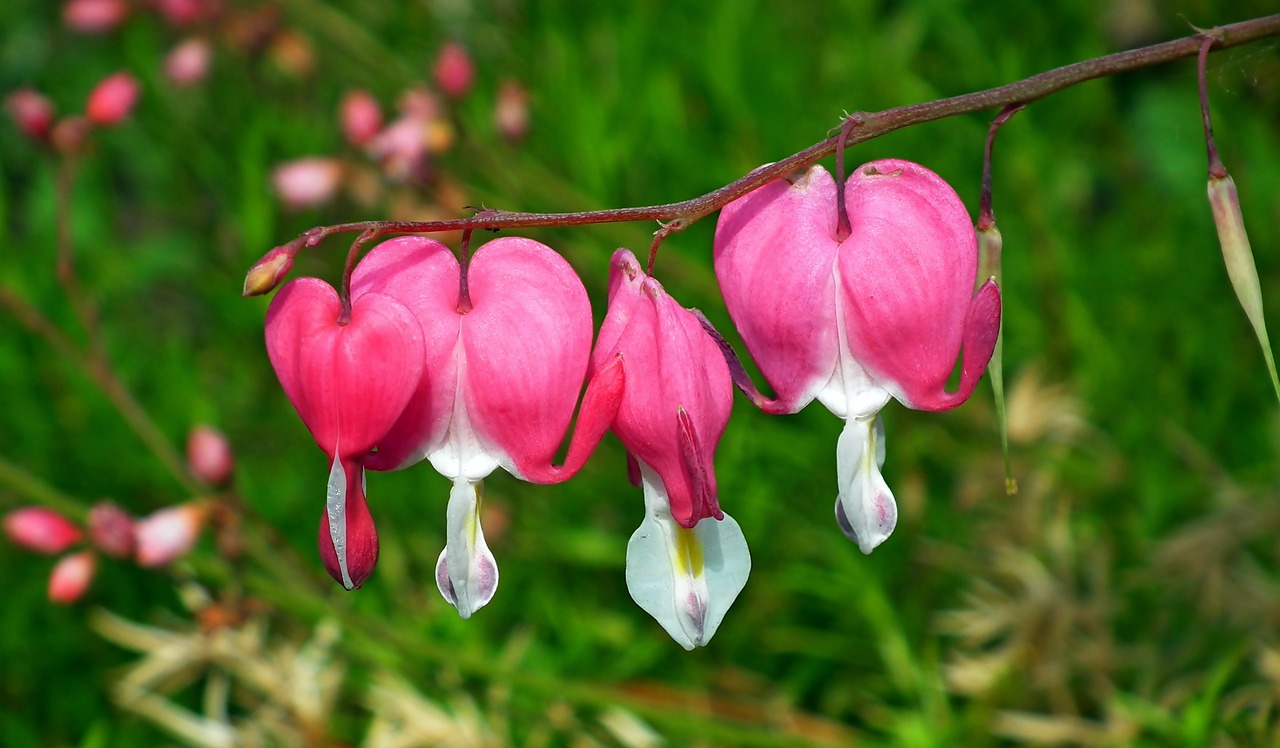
260, 158, 1000, 648
4, 500, 208, 603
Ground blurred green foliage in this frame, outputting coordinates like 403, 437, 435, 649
2, 0, 1280, 745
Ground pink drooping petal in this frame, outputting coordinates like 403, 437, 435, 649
318, 456, 379, 589
460, 237, 596, 480
350, 237, 462, 471
517, 353, 625, 484
265, 278, 425, 459
594, 249, 733, 528
837, 159, 993, 412
714, 165, 842, 413
4, 507, 82, 555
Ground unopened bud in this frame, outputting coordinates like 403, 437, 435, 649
494, 79, 529, 142
1209, 172, 1280, 404
187, 425, 235, 486
977, 223, 1016, 495
88, 501, 136, 558
4, 507, 82, 554
340, 90, 382, 147
49, 115, 91, 155
433, 42, 475, 99
155, 0, 211, 27
5, 89, 55, 140
271, 157, 344, 210
164, 37, 212, 88
243, 246, 295, 296
135, 503, 208, 567
268, 31, 316, 79
63, 0, 128, 33
85, 72, 140, 126
48, 551, 96, 604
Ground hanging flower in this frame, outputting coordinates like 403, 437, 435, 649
348, 236, 623, 617
589, 248, 749, 649
714, 159, 1000, 552
265, 275, 427, 589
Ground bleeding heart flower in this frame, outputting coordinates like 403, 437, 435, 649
350, 236, 623, 618
714, 159, 1000, 553
265, 277, 426, 590
588, 248, 749, 650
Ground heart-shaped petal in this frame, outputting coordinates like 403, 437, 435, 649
350, 237, 463, 471
837, 159, 997, 412
459, 236, 595, 478
265, 278, 426, 458
714, 165, 842, 413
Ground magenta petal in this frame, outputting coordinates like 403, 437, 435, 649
318, 455, 378, 589
714, 165, 841, 413
350, 237, 463, 470
459, 236, 595, 478
594, 249, 733, 527
265, 278, 426, 457
836, 159, 986, 411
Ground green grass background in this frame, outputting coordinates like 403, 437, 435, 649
2, 0, 1279, 745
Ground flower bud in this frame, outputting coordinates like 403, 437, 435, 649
5, 89, 55, 140
164, 37, 212, 88
50, 115, 91, 155
63, 0, 128, 33
1208, 172, 1280, 403
271, 157, 344, 210
88, 501, 136, 558
243, 245, 296, 297
187, 425, 235, 486
340, 90, 382, 147
4, 507, 82, 554
135, 503, 207, 567
494, 79, 529, 142
85, 72, 140, 126
48, 551, 96, 604
155, 0, 211, 27
433, 42, 474, 99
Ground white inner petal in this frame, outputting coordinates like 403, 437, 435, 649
625, 462, 751, 649
325, 453, 354, 590
427, 341, 499, 481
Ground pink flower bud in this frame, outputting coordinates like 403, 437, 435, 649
187, 425, 235, 486
88, 501, 136, 559
243, 245, 296, 297
155, 0, 211, 27
85, 72, 140, 126
164, 37, 212, 87
433, 42, 474, 99
271, 157, 344, 210
340, 90, 382, 147
50, 115, 91, 154
63, 0, 128, 33
134, 503, 207, 567
49, 551, 96, 604
4, 507, 82, 554
493, 79, 529, 142
5, 89, 55, 140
